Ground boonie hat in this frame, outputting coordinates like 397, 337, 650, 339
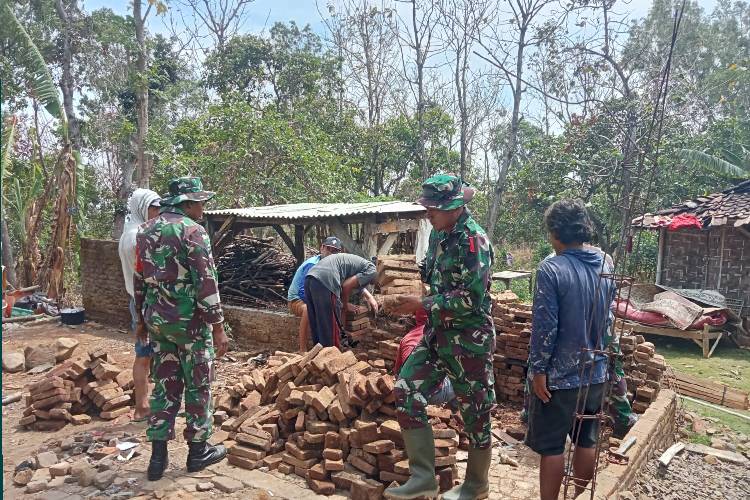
160, 176, 215, 206
417, 173, 475, 210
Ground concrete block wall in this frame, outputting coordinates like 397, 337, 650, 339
80, 238, 131, 327
595, 389, 678, 498
662, 228, 749, 317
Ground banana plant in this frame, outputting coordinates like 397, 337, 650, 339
678, 148, 749, 178
1, 0, 67, 135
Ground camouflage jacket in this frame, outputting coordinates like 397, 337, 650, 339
421, 209, 495, 335
134, 207, 223, 342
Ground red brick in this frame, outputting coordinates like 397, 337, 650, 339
349, 455, 378, 475
308, 462, 328, 481
227, 454, 258, 470
354, 421, 379, 444
307, 477, 335, 495
363, 439, 394, 454
350, 478, 385, 500
324, 458, 345, 471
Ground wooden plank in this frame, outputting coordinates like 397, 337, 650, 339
374, 220, 420, 234
684, 443, 749, 465
671, 379, 747, 404
657, 442, 685, 468
673, 371, 748, 398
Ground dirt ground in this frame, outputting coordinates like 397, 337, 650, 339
6, 321, 747, 499
2, 322, 544, 499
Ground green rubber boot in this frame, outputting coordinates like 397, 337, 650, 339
441, 446, 491, 500
384, 426, 439, 500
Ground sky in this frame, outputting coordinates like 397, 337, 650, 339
84, 0, 720, 41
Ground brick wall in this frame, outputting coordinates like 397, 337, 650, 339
80, 238, 131, 327
661, 228, 749, 317
595, 389, 678, 498
80, 238, 300, 349
223, 305, 299, 352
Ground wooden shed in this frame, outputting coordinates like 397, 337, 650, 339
632, 180, 750, 330
204, 201, 429, 264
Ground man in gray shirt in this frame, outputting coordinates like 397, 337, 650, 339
303, 253, 378, 347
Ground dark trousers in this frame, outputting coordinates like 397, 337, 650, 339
303, 276, 340, 348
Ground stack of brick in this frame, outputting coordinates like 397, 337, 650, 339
215, 344, 461, 496
19, 348, 134, 431
620, 335, 667, 413
375, 255, 422, 296
492, 299, 533, 403
346, 309, 374, 348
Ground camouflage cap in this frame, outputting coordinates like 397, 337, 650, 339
159, 176, 216, 206
416, 173, 475, 210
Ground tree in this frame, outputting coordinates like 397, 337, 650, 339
394, 0, 439, 180
477, 0, 560, 241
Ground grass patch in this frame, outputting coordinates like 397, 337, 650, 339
491, 278, 534, 304
681, 398, 750, 436
684, 430, 712, 445
648, 335, 750, 393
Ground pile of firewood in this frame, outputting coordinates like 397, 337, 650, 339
216, 236, 297, 308
213, 344, 461, 496
19, 348, 134, 431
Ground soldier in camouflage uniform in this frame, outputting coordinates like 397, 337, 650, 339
384, 174, 496, 500
134, 177, 229, 481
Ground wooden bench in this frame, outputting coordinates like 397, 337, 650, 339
616, 319, 726, 358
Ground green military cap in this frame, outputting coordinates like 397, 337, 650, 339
416, 173, 475, 210
160, 176, 216, 206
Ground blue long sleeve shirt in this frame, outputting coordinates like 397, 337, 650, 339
528, 248, 615, 390
288, 255, 321, 302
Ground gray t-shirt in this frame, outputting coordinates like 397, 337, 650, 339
306, 253, 377, 297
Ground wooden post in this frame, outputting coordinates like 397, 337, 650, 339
362, 221, 378, 260
702, 323, 710, 359
656, 227, 666, 285
716, 226, 726, 291
328, 218, 365, 257
294, 224, 305, 266
377, 233, 398, 256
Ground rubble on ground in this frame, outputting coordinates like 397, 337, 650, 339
11, 430, 142, 496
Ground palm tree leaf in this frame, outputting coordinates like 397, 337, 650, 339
1, 1, 67, 128
677, 149, 748, 178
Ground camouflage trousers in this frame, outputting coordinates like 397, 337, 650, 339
395, 326, 496, 448
608, 356, 636, 428
147, 325, 215, 442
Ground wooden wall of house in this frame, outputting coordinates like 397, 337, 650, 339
660, 227, 749, 318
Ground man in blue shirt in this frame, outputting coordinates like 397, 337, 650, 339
525, 199, 615, 500
288, 236, 342, 351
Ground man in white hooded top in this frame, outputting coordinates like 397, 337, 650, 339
118, 188, 161, 421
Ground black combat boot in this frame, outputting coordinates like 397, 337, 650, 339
147, 440, 168, 481
186, 441, 227, 472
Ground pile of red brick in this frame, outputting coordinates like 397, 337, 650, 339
19, 348, 134, 431
620, 335, 667, 413
492, 297, 532, 403
213, 344, 461, 496
376, 255, 422, 296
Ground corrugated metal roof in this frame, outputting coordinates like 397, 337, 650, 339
633, 180, 750, 229
206, 201, 426, 222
